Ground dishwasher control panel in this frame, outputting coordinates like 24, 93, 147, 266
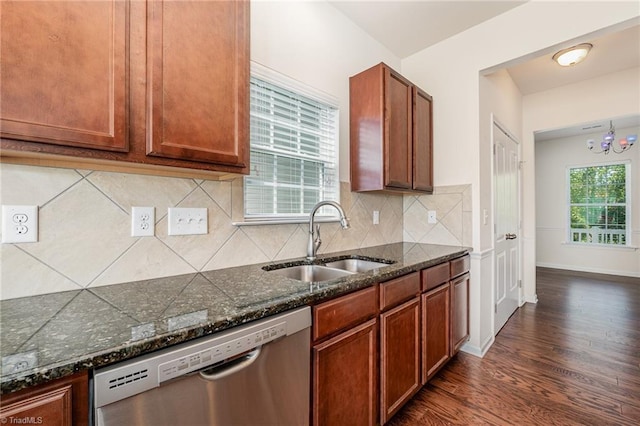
157, 321, 286, 383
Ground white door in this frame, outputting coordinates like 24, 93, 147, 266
493, 122, 520, 333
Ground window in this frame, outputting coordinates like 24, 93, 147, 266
568, 162, 630, 245
244, 67, 339, 221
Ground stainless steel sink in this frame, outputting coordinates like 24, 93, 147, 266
268, 265, 354, 282
324, 258, 392, 273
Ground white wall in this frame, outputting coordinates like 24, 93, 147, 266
400, 1, 639, 355
525, 80, 640, 277
252, 0, 401, 181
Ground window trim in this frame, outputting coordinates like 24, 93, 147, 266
231, 62, 341, 226
565, 159, 631, 247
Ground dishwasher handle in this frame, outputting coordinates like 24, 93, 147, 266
199, 346, 262, 381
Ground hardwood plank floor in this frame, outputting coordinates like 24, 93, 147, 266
388, 267, 640, 425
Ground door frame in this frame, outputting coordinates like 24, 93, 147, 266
490, 116, 523, 335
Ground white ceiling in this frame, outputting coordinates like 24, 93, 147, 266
329, 0, 526, 58
329, 0, 640, 139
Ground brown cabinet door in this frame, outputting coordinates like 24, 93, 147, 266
451, 272, 470, 355
0, 371, 88, 426
422, 284, 450, 384
380, 298, 420, 424
384, 68, 413, 190
412, 88, 433, 192
312, 319, 377, 426
146, 0, 249, 167
0, 1, 128, 151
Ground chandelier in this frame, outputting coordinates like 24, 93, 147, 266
587, 121, 637, 154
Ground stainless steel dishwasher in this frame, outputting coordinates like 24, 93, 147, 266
93, 307, 311, 426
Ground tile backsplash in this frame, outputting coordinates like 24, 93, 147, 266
0, 163, 470, 300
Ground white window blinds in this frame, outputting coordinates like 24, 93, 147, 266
244, 71, 339, 220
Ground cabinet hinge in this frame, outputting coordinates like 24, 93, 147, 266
518, 279, 522, 288
494, 304, 497, 314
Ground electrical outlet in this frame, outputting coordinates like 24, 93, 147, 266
132, 207, 155, 237
427, 210, 437, 224
168, 207, 208, 236
1, 351, 38, 375
372, 210, 380, 225
2, 205, 38, 243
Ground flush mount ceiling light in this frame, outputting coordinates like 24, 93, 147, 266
587, 120, 637, 155
552, 43, 593, 66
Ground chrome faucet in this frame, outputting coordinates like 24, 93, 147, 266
306, 201, 350, 261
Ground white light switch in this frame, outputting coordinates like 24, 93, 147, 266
427, 210, 437, 224
168, 208, 208, 236
372, 210, 380, 225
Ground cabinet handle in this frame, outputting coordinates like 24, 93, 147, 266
505, 233, 517, 240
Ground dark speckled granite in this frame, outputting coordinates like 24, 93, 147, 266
0, 242, 468, 394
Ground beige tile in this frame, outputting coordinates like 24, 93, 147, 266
157, 188, 237, 270
378, 204, 401, 242
88, 171, 197, 219
0, 164, 82, 206
360, 226, 386, 248
200, 180, 233, 217
0, 245, 80, 300
440, 203, 463, 242
339, 182, 355, 212
23, 180, 132, 287
421, 223, 461, 246
403, 194, 417, 213
418, 193, 462, 215
203, 229, 269, 270
357, 192, 386, 213
462, 185, 472, 212
242, 224, 298, 259
403, 200, 430, 241
274, 226, 308, 261
435, 184, 467, 195
463, 211, 473, 247
90, 238, 196, 287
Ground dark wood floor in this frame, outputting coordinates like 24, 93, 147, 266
388, 267, 640, 425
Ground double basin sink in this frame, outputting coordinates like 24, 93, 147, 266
265, 257, 395, 283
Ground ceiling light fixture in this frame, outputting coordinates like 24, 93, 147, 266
587, 121, 636, 154
552, 43, 592, 66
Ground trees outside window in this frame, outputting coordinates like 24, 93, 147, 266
568, 163, 629, 245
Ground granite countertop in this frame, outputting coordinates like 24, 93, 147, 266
0, 242, 469, 394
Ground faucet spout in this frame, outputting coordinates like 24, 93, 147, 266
306, 201, 350, 261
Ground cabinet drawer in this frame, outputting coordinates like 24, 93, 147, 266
421, 262, 450, 292
450, 255, 470, 279
313, 286, 378, 342
380, 272, 420, 311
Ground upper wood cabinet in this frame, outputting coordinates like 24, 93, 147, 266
146, 0, 248, 167
0, 1, 128, 152
350, 62, 433, 194
0, 0, 250, 177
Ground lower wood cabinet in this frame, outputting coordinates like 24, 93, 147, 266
421, 283, 451, 384
0, 371, 88, 426
312, 319, 378, 426
312, 286, 378, 426
451, 272, 470, 355
311, 255, 469, 425
380, 297, 420, 424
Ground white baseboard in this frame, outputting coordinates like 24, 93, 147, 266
460, 334, 495, 358
536, 262, 640, 278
